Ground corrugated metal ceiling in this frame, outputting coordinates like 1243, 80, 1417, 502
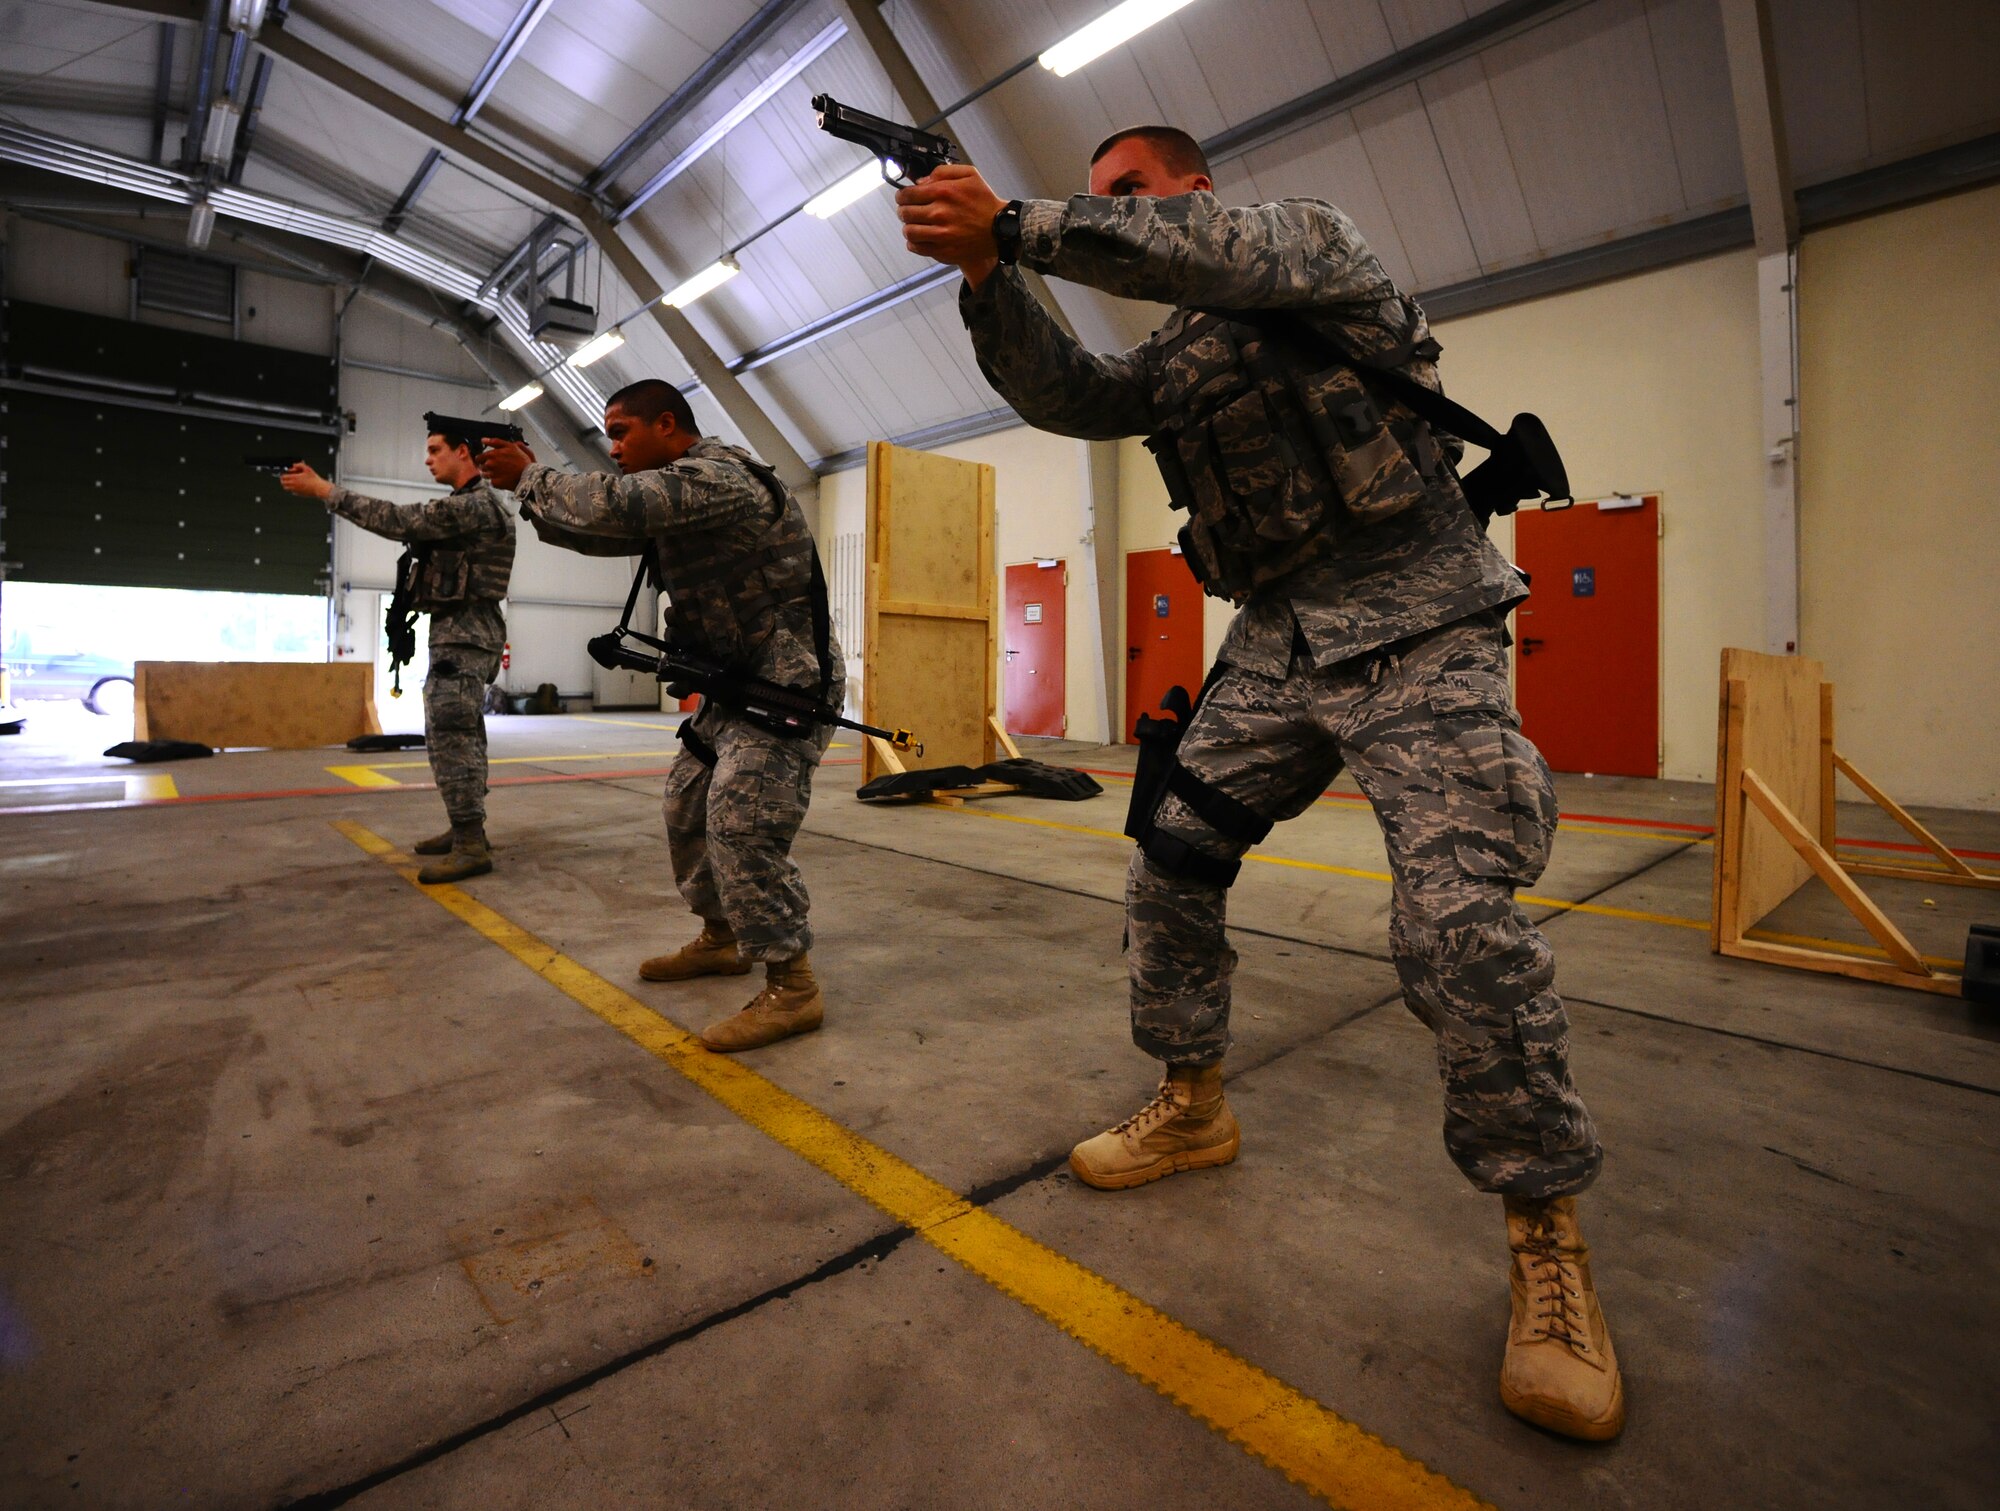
3, 0, 1995, 465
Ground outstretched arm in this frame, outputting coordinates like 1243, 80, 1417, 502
312, 478, 500, 543
1012, 192, 1392, 310
958, 269, 1151, 439
512, 456, 772, 540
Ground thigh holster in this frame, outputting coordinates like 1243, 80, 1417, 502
678, 716, 718, 769
1123, 676, 1273, 888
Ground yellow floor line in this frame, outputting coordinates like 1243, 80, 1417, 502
566, 713, 685, 730
332, 818, 1493, 1511
947, 807, 1960, 970
347, 750, 681, 771
325, 764, 405, 789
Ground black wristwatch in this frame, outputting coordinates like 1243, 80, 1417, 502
992, 199, 1024, 265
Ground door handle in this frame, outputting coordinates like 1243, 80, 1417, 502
1520, 636, 1546, 655
1127, 646, 1141, 661
1004, 649, 1018, 659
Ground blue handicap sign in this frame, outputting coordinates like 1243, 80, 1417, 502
1572, 567, 1596, 597
1155, 594, 1171, 618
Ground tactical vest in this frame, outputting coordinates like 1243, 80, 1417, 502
653, 450, 830, 694
1142, 310, 1456, 602
409, 484, 515, 611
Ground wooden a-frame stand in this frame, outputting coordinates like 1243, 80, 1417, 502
866, 715, 1027, 807
1712, 648, 1999, 995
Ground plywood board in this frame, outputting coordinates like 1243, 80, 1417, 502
1712, 647, 1824, 932
863, 442, 996, 785
134, 661, 381, 749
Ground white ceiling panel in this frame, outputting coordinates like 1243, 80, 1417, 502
1641, 0, 1744, 213
1480, 0, 1691, 252
1349, 83, 1485, 288
1854, 0, 2000, 164
1300, 0, 1402, 76
1768, 0, 1870, 185
1417, 56, 1541, 271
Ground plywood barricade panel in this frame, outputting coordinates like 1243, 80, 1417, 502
862, 441, 998, 789
134, 661, 382, 749
1710, 647, 1998, 996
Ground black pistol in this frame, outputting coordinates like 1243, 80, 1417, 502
424, 411, 525, 454
243, 455, 302, 473
811, 94, 957, 185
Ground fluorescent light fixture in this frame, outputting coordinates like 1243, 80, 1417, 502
805, 162, 888, 220
186, 199, 216, 249
497, 382, 544, 411
199, 102, 241, 167
662, 258, 740, 308
612, 18, 847, 223
1039, 0, 1202, 77
567, 330, 626, 368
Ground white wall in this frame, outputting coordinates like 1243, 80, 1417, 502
330, 296, 643, 699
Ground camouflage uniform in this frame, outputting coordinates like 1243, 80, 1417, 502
961, 191, 1599, 1199
513, 439, 844, 962
326, 481, 514, 830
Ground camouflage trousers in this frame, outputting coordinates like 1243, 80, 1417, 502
663, 705, 830, 963
424, 645, 501, 829
1129, 611, 1601, 1199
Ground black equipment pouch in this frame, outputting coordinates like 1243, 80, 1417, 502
385, 547, 424, 697
1204, 309, 1573, 527
414, 546, 471, 611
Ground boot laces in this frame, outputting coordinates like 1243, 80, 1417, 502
1519, 1213, 1591, 1357
1112, 1077, 1187, 1138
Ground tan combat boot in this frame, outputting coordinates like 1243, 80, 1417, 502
1069, 1062, 1240, 1190
639, 920, 753, 983
412, 830, 455, 856
416, 827, 492, 885
699, 954, 824, 1052
1500, 1196, 1626, 1441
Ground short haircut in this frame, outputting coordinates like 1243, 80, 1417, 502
606, 378, 700, 436
1090, 125, 1211, 181
425, 427, 478, 457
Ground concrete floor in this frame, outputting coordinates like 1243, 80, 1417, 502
2, 707, 1997, 1510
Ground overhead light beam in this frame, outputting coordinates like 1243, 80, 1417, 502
498, 381, 544, 411
661, 257, 739, 308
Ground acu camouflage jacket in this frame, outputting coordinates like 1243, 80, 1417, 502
326, 479, 514, 654
513, 438, 843, 695
960, 191, 1528, 677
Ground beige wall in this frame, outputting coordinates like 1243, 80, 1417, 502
1113, 251, 1767, 779
834, 193, 1995, 808
1433, 250, 1767, 784
1799, 183, 2000, 810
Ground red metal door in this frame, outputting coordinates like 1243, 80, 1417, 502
1513, 497, 1661, 777
1124, 547, 1204, 742
1003, 560, 1066, 737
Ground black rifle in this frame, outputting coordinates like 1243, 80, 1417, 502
811, 94, 957, 185
423, 411, 525, 454
588, 565, 918, 752
385, 549, 423, 699
243, 454, 303, 472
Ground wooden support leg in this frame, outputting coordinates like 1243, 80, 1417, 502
1713, 678, 1749, 950
868, 735, 909, 776
1818, 683, 1836, 849
1832, 750, 1989, 883
1740, 767, 1929, 975
988, 715, 1024, 762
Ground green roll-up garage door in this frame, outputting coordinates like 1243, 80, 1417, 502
1, 300, 340, 595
